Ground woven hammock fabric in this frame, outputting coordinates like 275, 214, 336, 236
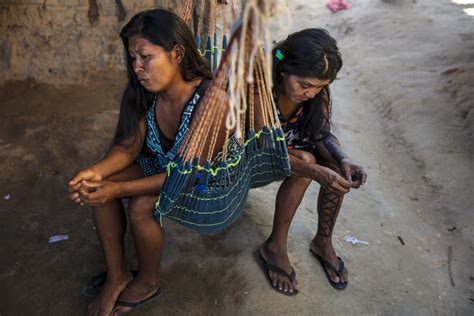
156, 127, 290, 233
155, 0, 291, 234
181, 0, 236, 72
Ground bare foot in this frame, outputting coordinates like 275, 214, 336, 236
310, 237, 348, 284
260, 240, 298, 294
112, 275, 160, 315
87, 272, 133, 316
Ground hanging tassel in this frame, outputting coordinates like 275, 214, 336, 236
213, 32, 218, 72
196, 35, 202, 53
222, 34, 228, 50
205, 36, 212, 67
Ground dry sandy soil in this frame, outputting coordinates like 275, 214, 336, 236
1, 0, 473, 315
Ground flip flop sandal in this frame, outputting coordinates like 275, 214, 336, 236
254, 249, 299, 296
310, 248, 348, 290
113, 287, 162, 316
83, 270, 138, 297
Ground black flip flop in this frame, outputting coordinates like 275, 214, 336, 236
113, 287, 162, 315
83, 270, 139, 297
310, 248, 348, 290
254, 249, 299, 296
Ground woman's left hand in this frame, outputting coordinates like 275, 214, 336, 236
78, 180, 122, 206
340, 158, 367, 189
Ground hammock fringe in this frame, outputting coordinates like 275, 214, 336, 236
155, 0, 292, 234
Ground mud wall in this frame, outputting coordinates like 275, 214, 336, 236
0, 0, 181, 85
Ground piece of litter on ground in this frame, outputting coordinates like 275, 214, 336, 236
344, 235, 369, 245
48, 234, 69, 243
448, 246, 455, 288
4, 194, 11, 200
397, 235, 405, 245
326, 0, 352, 14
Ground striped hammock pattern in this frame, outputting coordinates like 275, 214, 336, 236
156, 127, 290, 233
180, 0, 238, 72
155, 0, 291, 234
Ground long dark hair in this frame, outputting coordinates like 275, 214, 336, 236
272, 28, 342, 143
114, 8, 212, 146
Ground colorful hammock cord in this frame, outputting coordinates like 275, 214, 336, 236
156, 0, 291, 234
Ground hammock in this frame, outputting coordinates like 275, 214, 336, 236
155, 0, 291, 234
180, 0, 239, 72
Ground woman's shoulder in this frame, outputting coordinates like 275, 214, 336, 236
193, 79, 228, 110
196, 77, 212, 95
195, 78, 228, 100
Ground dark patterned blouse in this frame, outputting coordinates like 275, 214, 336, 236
136, 80, 208, 176
277, 106, 313, 151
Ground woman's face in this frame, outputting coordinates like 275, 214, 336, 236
128, 34, 181, 93
282, 74, 330, 104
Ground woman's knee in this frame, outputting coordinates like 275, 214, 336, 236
128, 195, 158, 221
92, 198, 122, 214
296, 176, 312, 189
288, 149, 316, 186
289, 149, 317, 164
103, 163, 145, 182
287, 173, 312, 188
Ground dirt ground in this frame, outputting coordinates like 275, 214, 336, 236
1, 0, 473, 315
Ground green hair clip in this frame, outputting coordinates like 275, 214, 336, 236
275, 49, 284, 61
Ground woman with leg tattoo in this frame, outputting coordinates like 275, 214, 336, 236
67, 9, 218, 315
257, 28, 367, 295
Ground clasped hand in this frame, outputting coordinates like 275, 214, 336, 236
340, 158, 367, 189
317, 159, 367, 194
68, 169, 121, 206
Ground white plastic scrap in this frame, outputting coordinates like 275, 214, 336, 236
344, 235, 369, 245
4, 194, 11, 200
49, 234, 69, 243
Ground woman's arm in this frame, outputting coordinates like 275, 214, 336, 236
78, 172, 166, 206
289, 154, 351, 194
72, 119, 146, 180
315, 136, 367, 188
69, 118, 147, 201
90, 118, 147, 178
315, 134, 347, 165
313, 96, 347, 165
313, 99, 367, 187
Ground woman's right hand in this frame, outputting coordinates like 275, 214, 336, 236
68, 168, 102, 205
315, 165, 351, 194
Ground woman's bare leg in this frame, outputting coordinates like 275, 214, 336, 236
260, 149, 315, 294
113, 194, 164, 314
309, 162, 348, 284
87, 164, 145, 316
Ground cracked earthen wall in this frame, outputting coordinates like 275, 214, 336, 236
0, 0, 181, 85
